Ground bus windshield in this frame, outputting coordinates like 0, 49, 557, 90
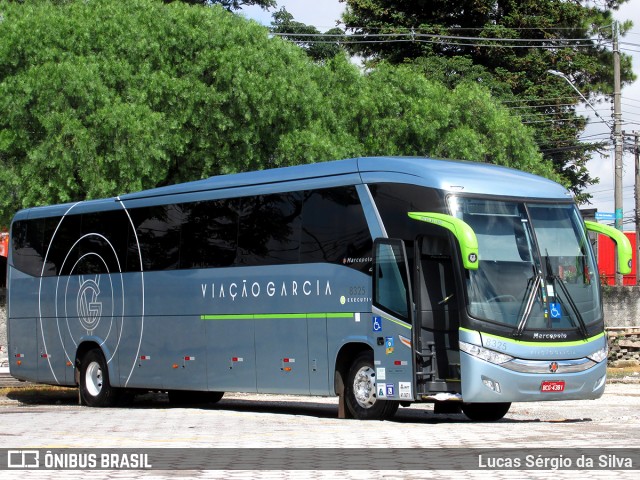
449, 197, 600, 333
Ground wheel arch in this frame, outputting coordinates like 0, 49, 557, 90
333, 342, 373, 396
74, 341, 110, 386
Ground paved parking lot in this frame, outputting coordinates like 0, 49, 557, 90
0, 380, 639, 479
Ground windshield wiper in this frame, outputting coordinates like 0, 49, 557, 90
514, 269, 543, 338
542, 252, 589, 339
550, 274, 589, 339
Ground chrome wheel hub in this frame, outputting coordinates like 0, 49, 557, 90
353, 366, 376, 409
85, 361, 103, 397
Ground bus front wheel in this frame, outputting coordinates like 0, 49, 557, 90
462, 402, 511, 421
79, 349, 119, 407
345, 351, 398, 420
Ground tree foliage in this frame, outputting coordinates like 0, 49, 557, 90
0, 0, 557, 226
271, 7, 345, 62
341, 0, 636, 199
165, 0, 275, 10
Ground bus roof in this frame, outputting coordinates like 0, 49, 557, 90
13, 157, 571, 221
119, 156, 570, 202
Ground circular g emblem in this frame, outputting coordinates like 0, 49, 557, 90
77, 276, 103, 333
37, 206, 144, 388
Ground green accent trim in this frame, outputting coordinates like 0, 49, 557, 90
585, 220, 632, 275
201, 312, 354, 321
379, 315, 412, 330
408, 212, 479, 270
459, 327, 605, 347
201, 314, 253, 320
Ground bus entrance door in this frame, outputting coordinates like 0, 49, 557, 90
414, 235, 461, 396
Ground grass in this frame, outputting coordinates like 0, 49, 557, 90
606, 365, 640, 379
0, 384, 78, 404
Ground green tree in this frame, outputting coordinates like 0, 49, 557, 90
0, 0, 349, 225
271, 7, 345, 61
0, 0, 557, 227
165, 0, 275, 10
341, 0, 636, 199
321, 58, 555, 178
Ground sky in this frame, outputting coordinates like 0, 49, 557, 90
584, 0, 640, 226
242, 0, 640, 226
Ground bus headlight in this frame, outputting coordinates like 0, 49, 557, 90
460, 341, 513, 365
587, 345, 608, 363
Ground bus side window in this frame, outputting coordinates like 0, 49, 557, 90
300, 187, 372, 271
11, 219, 46, 277
180, 200, 238, 269
373, 240, 411, 323
237, 193, 302, 266
131, 205, 184, 271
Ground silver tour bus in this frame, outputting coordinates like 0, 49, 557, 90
7, 157, 630, 421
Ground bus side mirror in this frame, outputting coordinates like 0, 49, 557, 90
585, 221, 632, 275
408, 212, 479, 270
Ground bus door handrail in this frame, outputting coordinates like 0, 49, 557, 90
408, 212, 479, 270
584, 221, 632, 275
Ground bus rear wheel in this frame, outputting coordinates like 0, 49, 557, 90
345, 351, 398, 420
462, 402, 511, 421
79, 349, 119, 407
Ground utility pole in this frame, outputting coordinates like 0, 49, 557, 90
635, 132, 639, 285
613, 21, 624, 285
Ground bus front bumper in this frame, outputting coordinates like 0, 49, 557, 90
460, 352, 607, 403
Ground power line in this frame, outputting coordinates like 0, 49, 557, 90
272, 26, 638, 159
507, 102, 582, 110
342, 24, 617, 32
269, 31, 611, 49
501, 95, 605, 104
273, 30, 606, 43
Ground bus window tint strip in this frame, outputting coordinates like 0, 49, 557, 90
11, 186, 372, 276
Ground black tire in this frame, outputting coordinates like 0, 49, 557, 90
168, 390, 224, 405
462, 402, 511, 421
344, 351, 399, 420
79, 349, 119, 407
383, 399, 400, 419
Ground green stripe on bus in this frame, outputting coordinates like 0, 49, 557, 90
386, 317, 411, 330
201, 313, 354, 321
459, 327, 604, 347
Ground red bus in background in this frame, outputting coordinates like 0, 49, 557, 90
598, 231, 636, 285
0, 231, 7, 288
0, 231, 7, 258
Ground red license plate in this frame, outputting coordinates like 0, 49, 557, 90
541, 380, 565, 392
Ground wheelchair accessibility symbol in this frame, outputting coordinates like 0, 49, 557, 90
372, 316, 382, 332
550, 302, 562, 319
